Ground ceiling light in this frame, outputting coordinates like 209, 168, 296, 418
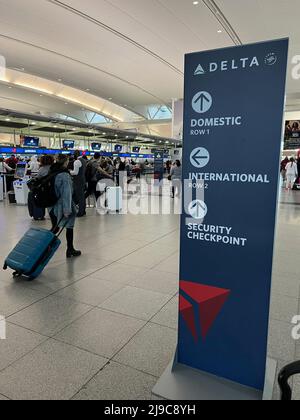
5, 118, 11, 122
217, 30, 223, 33
8, 86, 13, 89
108, 98, 113, 101
193, 1, 199, 4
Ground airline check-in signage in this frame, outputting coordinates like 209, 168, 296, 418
179, 39, 288, 391
154, 150, 164, 181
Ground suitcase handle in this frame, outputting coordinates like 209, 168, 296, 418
51, 217, 69, 238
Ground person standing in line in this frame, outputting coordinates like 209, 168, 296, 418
85, 153, 101, 202
85, 153, 111, 202
70, 150, 87, 218
285, 157, 298, 191
0, 157, 13, 174
36, 155, 55, 178
106, 158, 114, 177
5, 155, 17, 191
28, 156, 40, 175
49, 155, 81, 259
0, 157, 13, 195
280, 156, 289, 186
170, 160, 182, 198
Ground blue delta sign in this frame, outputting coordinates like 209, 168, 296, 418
178, 39, 289, 394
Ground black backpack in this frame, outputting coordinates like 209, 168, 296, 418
86, 161, 97, 182
27, 170, 66, 208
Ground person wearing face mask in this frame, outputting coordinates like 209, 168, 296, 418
49, 155, 81, 258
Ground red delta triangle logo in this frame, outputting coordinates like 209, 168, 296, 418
179, 281, 231, 341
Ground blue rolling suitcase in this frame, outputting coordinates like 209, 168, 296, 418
3, 227, 62, 280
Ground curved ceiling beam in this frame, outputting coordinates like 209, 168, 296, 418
0, 33, 170, 108
0, 94, 88, 122
202, 0, 242, 45
46, 0, 183, 76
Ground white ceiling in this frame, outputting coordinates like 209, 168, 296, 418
215, 0, 300, 110
0, 0, 299, 119
0, 0, 232, 109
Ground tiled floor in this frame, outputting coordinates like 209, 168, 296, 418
0, 190, 299, 400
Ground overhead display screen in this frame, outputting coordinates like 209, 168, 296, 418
63, 140, 75, 149
23, 137, 39, 147
91, 142, 102, 151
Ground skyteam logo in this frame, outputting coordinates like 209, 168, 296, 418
194, 64, 205, 76
265, 53, 277, 66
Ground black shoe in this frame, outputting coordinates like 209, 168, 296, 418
66, 249, 82, 259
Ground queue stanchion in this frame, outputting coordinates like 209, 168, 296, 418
0, 173, 4, 201
3, 173, 7, 199
278, 361, 300, 400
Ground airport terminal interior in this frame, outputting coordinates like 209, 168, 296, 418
0, 0, 300, 402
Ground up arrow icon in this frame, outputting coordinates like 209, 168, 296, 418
188, 200, 208, 220
192, 91, 213, 114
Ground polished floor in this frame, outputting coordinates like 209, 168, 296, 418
0, 190, 299, 400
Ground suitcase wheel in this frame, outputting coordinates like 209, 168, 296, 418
13, 271, 22, 278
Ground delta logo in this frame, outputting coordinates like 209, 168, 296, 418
194, 57, 260, 76
194, 53, 279, 76
179, 281, 230, 341
194, 64, 205, 76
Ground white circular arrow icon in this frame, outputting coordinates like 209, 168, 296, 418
190, 147, 210, 169
192, 91, 212, 114
188, 200, 208, 220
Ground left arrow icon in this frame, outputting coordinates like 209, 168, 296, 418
190, 147, 210, 168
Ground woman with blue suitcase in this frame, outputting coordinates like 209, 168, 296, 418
3, 155, 81, 280
49, 155, 81, 259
